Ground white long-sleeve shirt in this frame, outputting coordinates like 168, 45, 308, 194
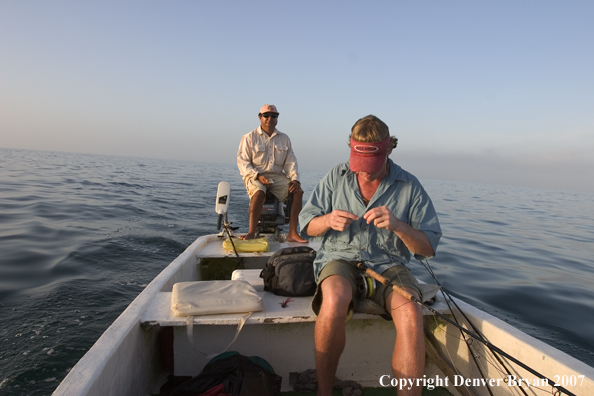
237, 127, 300, 183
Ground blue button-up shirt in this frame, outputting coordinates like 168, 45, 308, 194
298, 159, 442, 278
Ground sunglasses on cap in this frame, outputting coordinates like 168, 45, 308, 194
259, 113, 279, 119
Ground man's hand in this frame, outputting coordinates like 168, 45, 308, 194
304, 209, 359, 237
326, 210, 359, 232
288, 180, 302, 193
258, 175, 273, 185
363, 205, 403, 232
364, 205, 435, 257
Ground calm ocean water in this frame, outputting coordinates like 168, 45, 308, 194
1, 147, 593, 395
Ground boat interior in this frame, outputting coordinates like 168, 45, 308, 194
141, 235, 462, 395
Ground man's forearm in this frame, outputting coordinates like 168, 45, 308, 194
303, 215, 331, 237
394, 223, 434, 257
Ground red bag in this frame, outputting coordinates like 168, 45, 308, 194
199, 384, 229, 396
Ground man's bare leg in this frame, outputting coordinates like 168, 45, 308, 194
387, 288, 425, 396
315, 276, 352, 396
287, 189, 307, 243
239, 190, 265, 240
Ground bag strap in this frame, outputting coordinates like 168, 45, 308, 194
186, 313, 253, 359
268, 246, 315, 262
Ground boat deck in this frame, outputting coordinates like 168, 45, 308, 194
139, 236, 452, 386
195, 235, 322, 259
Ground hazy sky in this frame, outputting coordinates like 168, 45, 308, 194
2, 1, 593, 192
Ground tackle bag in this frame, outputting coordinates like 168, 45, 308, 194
260, 246, 316, 297
169, 351, 282, 396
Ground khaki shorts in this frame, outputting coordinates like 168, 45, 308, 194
245, 172, 291, 202
311, 259, 422, 321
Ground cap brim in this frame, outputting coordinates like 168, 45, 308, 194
349, 136, 389, 173
350, 155, 386, 173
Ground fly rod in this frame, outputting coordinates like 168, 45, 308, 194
355, 262, 575, 396
419, 259, 529, 396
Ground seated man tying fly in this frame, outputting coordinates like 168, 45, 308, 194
237, 104, 307, 242
298, 115, 442, 396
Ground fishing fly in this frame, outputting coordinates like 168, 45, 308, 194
279, 297, 292, 308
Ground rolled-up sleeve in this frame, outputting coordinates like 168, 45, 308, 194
408, 182, 442, 261
298, 169, 336, 238
237, 134, 258, 181
283, 140, 300, 182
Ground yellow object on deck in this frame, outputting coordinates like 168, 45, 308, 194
222, 237, 269, 253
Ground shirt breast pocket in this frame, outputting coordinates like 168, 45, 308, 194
253, 144, 267, 166
274, 144, 288, 165
377, 230, 402, 256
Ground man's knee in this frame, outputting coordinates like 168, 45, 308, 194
250, 190, 265, 203
390, 289, 423, 331
320, 276, 352, 312
388, 290, 422, 319
398, 300, 422, 318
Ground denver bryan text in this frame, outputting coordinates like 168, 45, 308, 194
379, 375, 550, 390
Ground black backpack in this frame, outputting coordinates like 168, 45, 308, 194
169, 352, 282, 396
260, 246, 317, 297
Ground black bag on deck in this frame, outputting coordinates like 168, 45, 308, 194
260, 246, 317, 297
169, 351, 282, 396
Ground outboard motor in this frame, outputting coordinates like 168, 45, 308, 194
256, 191, 292, 240
216, 180, 290, 240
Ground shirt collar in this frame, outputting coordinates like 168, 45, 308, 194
257, 126, 278, 137
386, 159, 408, 183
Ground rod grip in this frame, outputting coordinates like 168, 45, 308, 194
356, 262, 414, 301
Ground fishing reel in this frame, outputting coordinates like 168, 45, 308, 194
357, 273, 377, 300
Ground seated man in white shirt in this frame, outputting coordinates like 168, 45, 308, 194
236, 104, 307, 242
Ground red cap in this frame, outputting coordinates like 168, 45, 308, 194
349, 136, 390, 173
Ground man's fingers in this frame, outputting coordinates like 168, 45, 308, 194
334, 210, 359, 220
328, 210, 359, 231
364, 206, 391, 222
289, 182, 302, 193
363, 210, 380, 223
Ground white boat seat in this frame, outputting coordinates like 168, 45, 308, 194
140, 270, 449, 327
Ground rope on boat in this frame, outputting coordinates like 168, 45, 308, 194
356, 261, 577, 396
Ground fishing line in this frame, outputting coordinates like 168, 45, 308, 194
357, 261, 576, 396
428, 313, 547, 396
417, 259, 570, 396
415, 264, 498, 396
432, 299, 525, 396
388, 261, 493, 395
418, 258, 529, 396
374, 263, 483, 395
419, 260, 513, 396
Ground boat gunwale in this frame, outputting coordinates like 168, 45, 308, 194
52, 234, 213, 395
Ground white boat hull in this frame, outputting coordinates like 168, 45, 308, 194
53, 234, 594, 395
